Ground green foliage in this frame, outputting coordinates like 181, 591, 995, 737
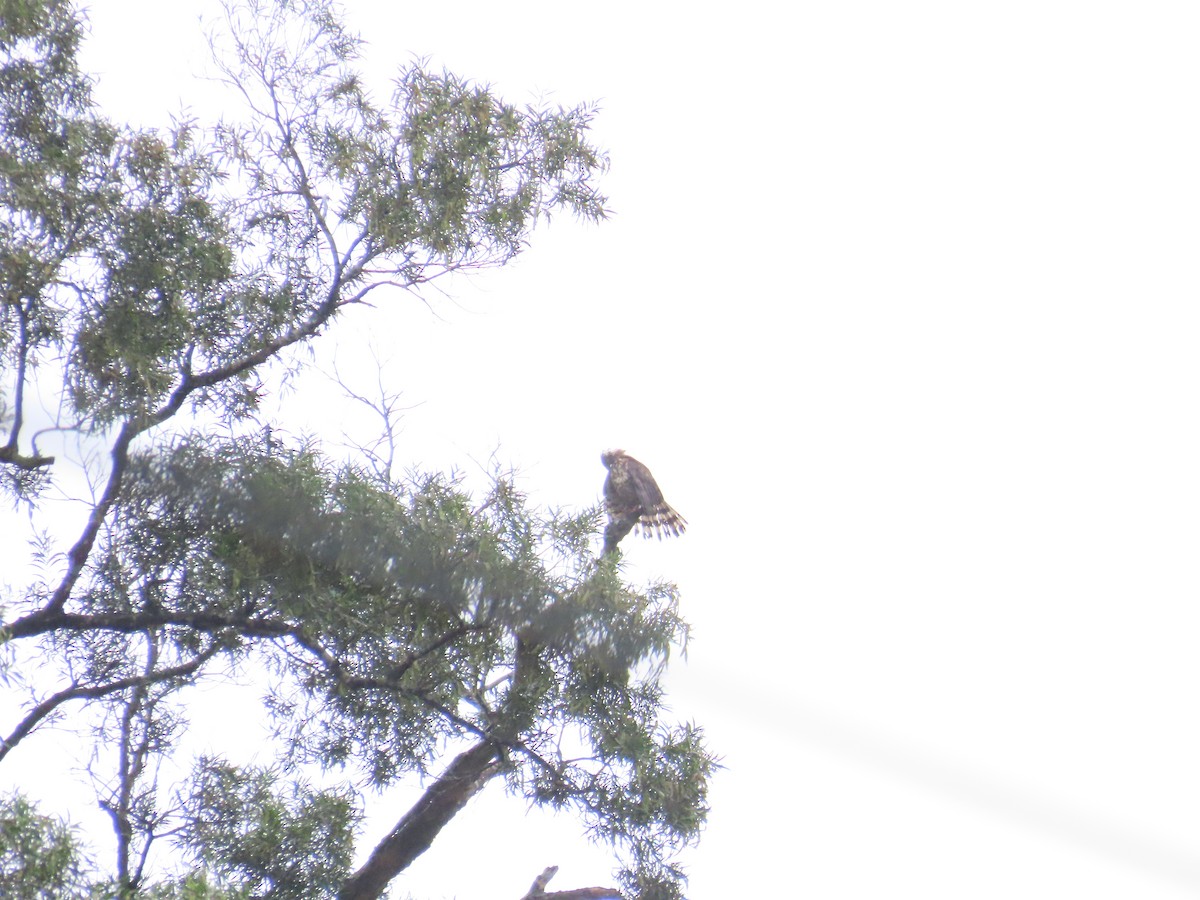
356, 64, 608, 259
0, 0, 119, 494
181, 759, 358, 900
137, 873, 252, 900
72, 127, 236, 423
0, 793, 89, 900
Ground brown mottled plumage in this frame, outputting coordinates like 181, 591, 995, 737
601, 449, 687, 555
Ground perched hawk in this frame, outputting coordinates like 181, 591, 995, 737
601, 449, 687, 555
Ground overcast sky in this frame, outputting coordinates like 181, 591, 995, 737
6, 1, 1200, 898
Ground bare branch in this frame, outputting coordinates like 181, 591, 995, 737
519, 866, 624, 900
522, 866, 560, 899
328, 352, 419, 482
0, 642, 220, 763
102, 633, 159, 892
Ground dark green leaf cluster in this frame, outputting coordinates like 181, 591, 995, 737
0, 792, 89, 900
0, 0, 94, 174
0, 0, 119, 492
348, 65, 608, 261
72, 128, 237, 423
89, 434, 713, 894
181, 759, 358, 900
0, 792, 266, 900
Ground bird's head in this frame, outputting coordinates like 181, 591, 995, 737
600, 449, 625, 469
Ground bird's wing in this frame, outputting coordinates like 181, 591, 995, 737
625, 456, 667, 509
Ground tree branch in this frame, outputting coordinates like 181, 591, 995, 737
5, 606, 292, 642
522, 866, 561, 898
104, 634, 158, 893
0, 642, 220, 763
41, 423, 137, 618
338, 630, 549, 900
0, 445, 55, 470
2, 297, 35, 462
544, 889, 626, 900
337, 737, 501, 900
519, 866, 623, 900
285, 623, 474, 693
14, 203, 350, 628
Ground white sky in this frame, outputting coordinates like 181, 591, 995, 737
4, 0, 1200, 898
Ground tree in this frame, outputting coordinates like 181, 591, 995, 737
0, 1, 715, 899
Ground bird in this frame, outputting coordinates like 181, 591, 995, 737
600, 449, 687, 555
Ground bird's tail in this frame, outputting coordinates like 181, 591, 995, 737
636, 504, 687, 540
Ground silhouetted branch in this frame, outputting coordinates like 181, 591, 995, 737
5, 607, 293, 641
0, 445, 55, 470
0, 641, 220, 763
